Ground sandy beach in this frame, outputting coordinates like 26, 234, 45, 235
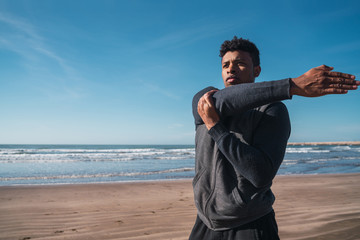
0, 174, 359, 240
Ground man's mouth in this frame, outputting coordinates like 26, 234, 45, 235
226, 75, 239, 84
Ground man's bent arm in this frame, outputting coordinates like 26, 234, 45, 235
208, 102, 290, 188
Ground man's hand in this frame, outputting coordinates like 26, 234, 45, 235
290, 65, 359, 97
198, 89, 220, 130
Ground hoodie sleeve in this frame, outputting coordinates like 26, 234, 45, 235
192, 79, 292, 126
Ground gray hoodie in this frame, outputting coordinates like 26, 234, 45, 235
192, 79, 292, 231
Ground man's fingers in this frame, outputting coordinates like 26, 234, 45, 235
331, 78, 359, 84
208, 89, 219, 94
197, 96, 207, 112
198, 89, 218, 112
323, 88, 348, 94
329, 83, 359, 90
203, 89, 218, 98
326, 71, 355, 80
204, 89, 218, 95
327, 77, 360, 90
204, 94, 215, 106
203, 90, 218, 104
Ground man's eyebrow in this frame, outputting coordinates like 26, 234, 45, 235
234, 58, 247, 62
222, 58, 247, 64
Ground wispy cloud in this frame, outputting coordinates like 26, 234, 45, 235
144, 21, 234, 51
0, 12, 41, 40
0, 11, 86, 99
0, 12, 48, 62
139, 80, 180, 100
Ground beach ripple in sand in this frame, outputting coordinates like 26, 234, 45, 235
0, 174, 359, 240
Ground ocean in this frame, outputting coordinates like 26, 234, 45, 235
0, 144, 359, 186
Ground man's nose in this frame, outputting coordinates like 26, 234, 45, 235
228, 62, 236, 73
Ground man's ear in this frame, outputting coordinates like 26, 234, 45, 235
254, 66, 261, 78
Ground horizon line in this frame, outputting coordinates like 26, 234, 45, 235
1, 141, 360, 146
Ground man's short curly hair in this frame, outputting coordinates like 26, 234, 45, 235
219, 36, 260, 66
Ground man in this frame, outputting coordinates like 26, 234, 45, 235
189, 36, 359, 240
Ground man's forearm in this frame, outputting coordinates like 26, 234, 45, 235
212, 79, 291, 117
193, 79, 292, 125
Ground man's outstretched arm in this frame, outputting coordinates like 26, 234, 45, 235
196, 65, 359, 129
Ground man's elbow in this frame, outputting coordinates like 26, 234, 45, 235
249, 167, 276, 188
251, 176, 273, 189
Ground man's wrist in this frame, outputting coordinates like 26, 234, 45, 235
289, 78, 299, 96
205, 120, 219, 130
208, 122, 228, 143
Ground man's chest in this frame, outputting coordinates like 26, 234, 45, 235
223, 107, 266, 145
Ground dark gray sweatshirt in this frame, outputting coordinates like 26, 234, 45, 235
192, 79, 292, 231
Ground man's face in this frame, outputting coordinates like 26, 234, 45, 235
221, 50, 261, 87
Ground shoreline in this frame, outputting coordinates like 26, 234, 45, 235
1, 172, 359, 188
0, 177, 193, 188
1, 173, 359, 240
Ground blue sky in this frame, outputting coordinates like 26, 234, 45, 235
0, 0, 359, 144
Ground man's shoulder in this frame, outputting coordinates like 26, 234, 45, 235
192, 86, 219, 125
193, 86, 218, 99
192, 86, 218, 110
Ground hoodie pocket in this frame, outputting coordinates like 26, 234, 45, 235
192, 168, 206, 187
192, 168, 209, 214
